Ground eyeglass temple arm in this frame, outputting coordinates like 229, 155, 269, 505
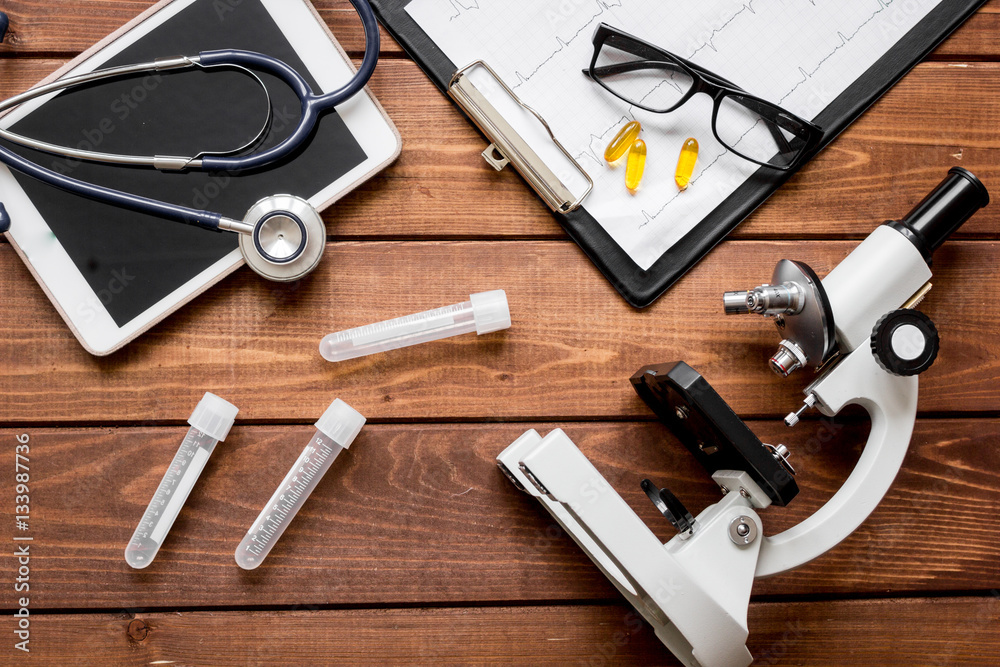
695, 60, 822, 151
584, 57, 747, 88
674, 59, 744, 92
584, 60, 730, 83
677, 59, 823, 135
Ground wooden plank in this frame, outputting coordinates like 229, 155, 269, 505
933, 1, 1000, 60
2, 60, 998, 241
0, 1, 400, 57
1, 0, 999, 60
1, 4, 994, 661
335, 61, 1000, 242
14, 598, 1000, 665
2, 418, 996, 609
0, 240, 995, 423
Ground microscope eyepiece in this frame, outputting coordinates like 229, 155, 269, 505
887, 167, 990, 263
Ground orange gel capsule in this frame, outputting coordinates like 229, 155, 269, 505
604, 120, 641, 163
675, 137, 699, 191
625, 139, 647, 194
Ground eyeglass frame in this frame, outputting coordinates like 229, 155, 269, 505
584, 23, 824, 171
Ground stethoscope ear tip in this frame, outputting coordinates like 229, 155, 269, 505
0, 203, 10, 234
0, 13, 9, 44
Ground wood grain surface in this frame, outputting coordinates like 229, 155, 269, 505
1, 60, 999, 241
15, 597, 1000, 665
1, 418, 998, 610
0, 0, 999, 59
0, 1, 998, 665
0, 241, 996, 423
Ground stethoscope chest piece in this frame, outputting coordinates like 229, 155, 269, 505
0, 0, 380, 284
239, 195, 326, 282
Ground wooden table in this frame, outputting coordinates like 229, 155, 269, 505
1, 1, 999, 664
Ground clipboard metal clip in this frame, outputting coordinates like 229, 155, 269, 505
481, 144, 510, 171
449, 60, 593, 214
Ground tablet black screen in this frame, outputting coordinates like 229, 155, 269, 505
3, 0, 367, 326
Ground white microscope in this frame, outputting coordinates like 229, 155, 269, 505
497, 168, 989, 667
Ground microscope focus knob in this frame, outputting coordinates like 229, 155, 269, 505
871, 310, 940, 376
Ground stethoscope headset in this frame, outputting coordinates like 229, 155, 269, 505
0, 0, 379, 282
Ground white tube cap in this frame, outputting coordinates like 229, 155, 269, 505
315, 398, 367, 449
470, 290, 511, 335
188, 392, 239, 442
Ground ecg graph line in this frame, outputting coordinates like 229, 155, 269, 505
416, 0, 927, 245
688, 0, 763, 58
778, 0, 898, 105
508, 0, 624, 88
500, 0, 770, 179
535, 0, 910, 229
509, 0, 750, 90
445, 0, 480, 21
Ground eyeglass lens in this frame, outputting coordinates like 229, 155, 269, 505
593, 42, 694, 113
593, 38, 809, 168
715, 94, 807, 168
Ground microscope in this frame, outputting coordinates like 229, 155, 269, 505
497, 168, 989, 667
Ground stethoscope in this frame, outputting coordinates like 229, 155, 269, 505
0, 0, 379, 282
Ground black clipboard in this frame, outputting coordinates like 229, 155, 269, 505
371, 0, 986, 308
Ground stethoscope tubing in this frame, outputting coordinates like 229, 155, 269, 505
199, 1, 379, 171
0, 0, 379, 233
0, 139, 225, 230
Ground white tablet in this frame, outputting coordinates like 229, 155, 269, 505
0, 0, 400, 355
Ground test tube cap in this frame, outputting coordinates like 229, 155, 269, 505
470, 290, 512, 335
188, 392, 239, 442
315, 398, 367, 449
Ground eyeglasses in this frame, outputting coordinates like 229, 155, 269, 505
584, 24, 823, 170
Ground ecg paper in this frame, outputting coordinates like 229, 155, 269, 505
406, 0, 943, 270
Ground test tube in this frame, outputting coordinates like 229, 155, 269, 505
235, 399, 366, 570
125, 393, 239, 569
319, 290, 511, 362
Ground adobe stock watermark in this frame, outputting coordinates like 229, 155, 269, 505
214, 0, 246, 21
684, 4, 754, 56
927, 589, 1000, 666
579, 574, 684, 666
860, 458, 966, 571
754, 619, 807, 665
878, 0, 937, 39
531, 469, 613, 551
49, 74, 165, 178
794, 82, 834, 122
188, 105, 299, 212
767, 415, 845, 492
543, 0, 600, 31
12, 433, 32, 654
580, 609, 646, 667
75, 267, 137, 325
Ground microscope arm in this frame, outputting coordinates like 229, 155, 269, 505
497, 351, 919, 666
496, 430, 646, 607
501, 429, 765, 667
755, 344, 918, 577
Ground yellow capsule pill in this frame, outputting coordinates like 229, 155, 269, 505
674, 137, 699, 191
625, 139, 646, 194
605, 120, 641, 163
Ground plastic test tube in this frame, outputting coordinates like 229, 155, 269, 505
125, 393, 239, 569
235, 399, 366, 570
319, 290, 511, 362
